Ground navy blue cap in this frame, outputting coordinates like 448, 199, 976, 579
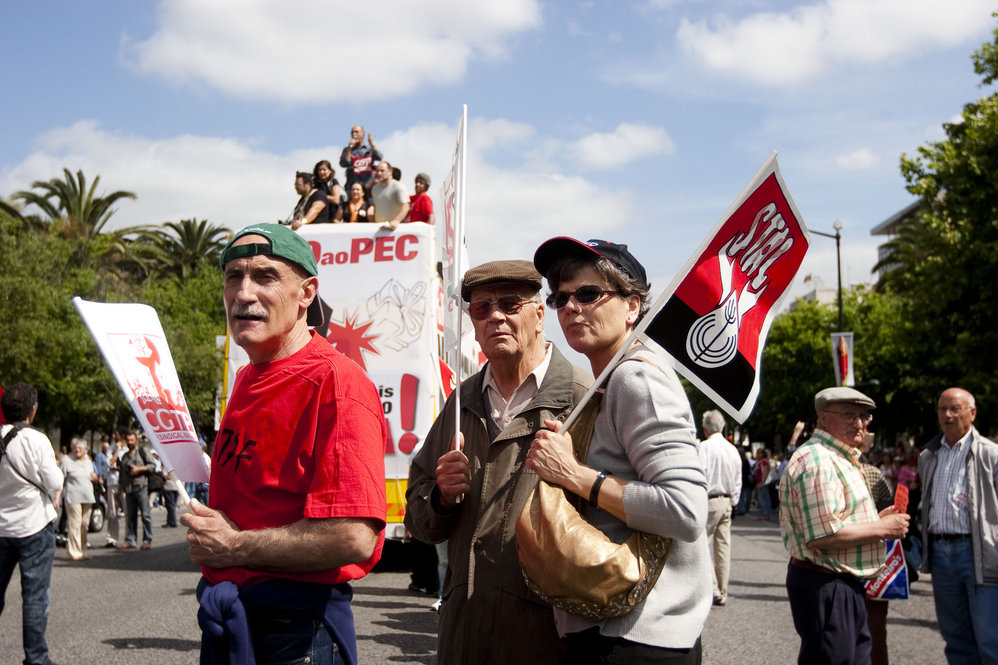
533, 237, 647, 286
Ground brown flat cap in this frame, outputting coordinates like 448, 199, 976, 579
461, 260, 542, 302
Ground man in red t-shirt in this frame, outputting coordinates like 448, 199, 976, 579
181, 223, 387, 665
407, 172, 435, 224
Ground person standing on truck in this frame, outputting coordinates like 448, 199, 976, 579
405, 259, 591, 665
181, 223, 387, 665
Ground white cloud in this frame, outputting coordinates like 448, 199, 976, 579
122, 0, 542, 104
676, 0, 991, 86
570, 123, 675, 170
835, 147, 879, 170
568, 21, 592, 38
0, 118, 635, 267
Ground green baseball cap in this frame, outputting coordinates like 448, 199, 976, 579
220, 223, 318, 277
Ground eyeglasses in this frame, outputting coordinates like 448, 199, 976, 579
825, 409, 873, 425
466, 295, 535, 321
546, 285, 624, 310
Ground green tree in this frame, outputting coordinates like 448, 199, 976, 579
138, 219, 232, 280
742, 287, 915, 447
1, 174, 230, 443
877, 18, 998, 427
12, 168, 136, 242
0, 213, 128, 446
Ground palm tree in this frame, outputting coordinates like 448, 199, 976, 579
0, 196, 48, 232
12, 168, 136, 241
137, 219, 232, 280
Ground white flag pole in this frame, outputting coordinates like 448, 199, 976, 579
451, 105, 468, 452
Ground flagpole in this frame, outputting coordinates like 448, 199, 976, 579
452, 104, 468, 453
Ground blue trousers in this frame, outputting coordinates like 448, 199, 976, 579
0, 521, 56, 665
931, 537, 998, 665
125, 486, 153, 546
565, 627, 702, 664
246, 608, 344, 665
786, 562, 871, 665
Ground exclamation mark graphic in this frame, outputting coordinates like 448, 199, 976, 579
398, 373, 420, 454
384, 420, 396, 455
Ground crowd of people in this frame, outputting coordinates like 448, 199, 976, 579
286, 125, 435, 230
1, 215, 995, 665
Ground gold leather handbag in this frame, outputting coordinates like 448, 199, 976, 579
515, 392, 672, 621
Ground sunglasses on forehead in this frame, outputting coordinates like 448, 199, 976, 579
545, 285, 624, 310
465, 295, 536, 321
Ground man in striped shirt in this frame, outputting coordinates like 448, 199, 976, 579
919, 387, 998, 665
779, 387, 910, 665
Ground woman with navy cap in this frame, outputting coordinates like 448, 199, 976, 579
527, 237, 711, 664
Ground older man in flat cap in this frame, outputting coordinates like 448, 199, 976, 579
405, 259, 591, 665
779, 387, 910, 665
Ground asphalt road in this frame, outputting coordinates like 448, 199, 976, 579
0, 505, 947, 664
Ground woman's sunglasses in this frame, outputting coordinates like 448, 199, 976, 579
545, 285, 624, 310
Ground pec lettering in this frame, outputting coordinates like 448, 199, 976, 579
310, 235, 420, 266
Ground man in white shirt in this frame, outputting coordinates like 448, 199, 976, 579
0, 382, 63, 665
919, 387, 998, 665
698, 409, 742, 606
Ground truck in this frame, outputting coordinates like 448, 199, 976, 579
220, 222, 480, 539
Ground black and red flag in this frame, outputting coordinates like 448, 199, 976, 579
557, 153, 810, 432
639, 152, 810, 422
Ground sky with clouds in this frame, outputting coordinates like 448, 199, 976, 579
1, 0, 994, 307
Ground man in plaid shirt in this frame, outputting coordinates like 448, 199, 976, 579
779, 387, 910, 665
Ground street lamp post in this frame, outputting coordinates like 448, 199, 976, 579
811, 220, 844, 331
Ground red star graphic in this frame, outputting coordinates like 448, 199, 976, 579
324, 314, 380, 370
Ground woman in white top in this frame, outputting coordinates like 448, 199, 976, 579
60, 438, 97, 561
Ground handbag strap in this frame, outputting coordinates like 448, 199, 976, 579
1, 424, 52, 500
566, 393, 603, 464
568, 351, 658, 464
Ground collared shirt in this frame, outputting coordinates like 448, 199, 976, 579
697, 432, 742, 507
860, 463, 894, 511
928, 429, 973, 535
779, 429, 884, 578
0, 424, 63, 538
481, 343, 553, 434
93, 451, 109, 479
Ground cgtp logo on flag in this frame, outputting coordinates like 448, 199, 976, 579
73, 298, 209, 483
642, 154, 809, 422
108, 333, 197, 443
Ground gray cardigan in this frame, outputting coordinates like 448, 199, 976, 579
919, 427, 998, 586
555, 344, 712, 649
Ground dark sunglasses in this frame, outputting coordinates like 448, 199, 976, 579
545, 285, 624, 310
466, 295, 535, 321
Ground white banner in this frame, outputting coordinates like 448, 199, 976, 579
73, 298, 210, 483
439, 105, 467, 353
300, 224, 444, 523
